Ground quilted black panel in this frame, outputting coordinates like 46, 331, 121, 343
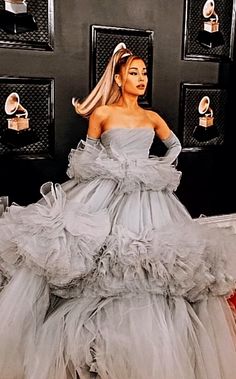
183, 0, 234, 60
0, 0, 54, 50
91, 25, 154, 107
0, 77, 54, 158
180, 84, 228, 148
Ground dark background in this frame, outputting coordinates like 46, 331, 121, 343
0, 0, 235, 218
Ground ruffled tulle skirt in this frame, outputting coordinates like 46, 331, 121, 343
1, 269, 236, 379
0, 147, 236, 378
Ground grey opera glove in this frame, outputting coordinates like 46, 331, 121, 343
161, 131, 182, 165
86, 135, 100, 146
77, 135, 100, 150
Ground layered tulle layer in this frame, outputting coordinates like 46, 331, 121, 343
1, 127, 236, 379
1, 270, 236, 379
0, 182, 110, 289
67, 140, 181, 193
0, 182, 235, 303
81, 222, 236, 302
25, 292, 236, 379
0, 268, 49, 379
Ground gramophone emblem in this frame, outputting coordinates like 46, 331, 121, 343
198, 96, 214, 127
5, 92, 30, 131
193, 95, 218, 142
0, 0, 37, 34
197, 0, 224, 48
4, 0, 28, 14
202, 0, 219, 33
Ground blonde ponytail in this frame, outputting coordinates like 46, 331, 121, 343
73, 47, 135, 118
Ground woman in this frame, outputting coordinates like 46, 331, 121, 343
0, 42, 236, 379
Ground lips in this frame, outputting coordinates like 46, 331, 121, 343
136, 85, 145, 89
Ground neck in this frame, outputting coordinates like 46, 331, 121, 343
116, 94, 140, 110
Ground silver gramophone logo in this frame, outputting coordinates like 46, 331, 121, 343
5, 92, 29, 131
197, 0, 224, 48
193, 95, 219, 142
0, 92, 37, 147
0, 0, 37, 34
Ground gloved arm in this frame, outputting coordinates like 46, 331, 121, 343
77, 135, 100, 150
86, 135, 100, 146
161, 131, 182, 165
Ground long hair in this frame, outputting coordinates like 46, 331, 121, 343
74, 47, 141, 118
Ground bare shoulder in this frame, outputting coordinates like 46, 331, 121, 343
90, 105, 111, 121
144, 109, 171, 139
88, 105, 111, 138
145, 109, 167, 125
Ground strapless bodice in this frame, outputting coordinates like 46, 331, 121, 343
66, 126, 181, 195
101, 127, 155, 159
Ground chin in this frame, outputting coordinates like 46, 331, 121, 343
135, 90, 145, 96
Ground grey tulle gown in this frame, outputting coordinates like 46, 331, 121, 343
0, 127, 236, 379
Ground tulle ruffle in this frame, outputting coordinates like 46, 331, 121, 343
0, 182, 110, 289
0, 268, 49, 379
1, 127, 236, 379
76, 222, 235, 302
27, 293, 236, 379
1, 182, 235, 302
66, 140, 181, 193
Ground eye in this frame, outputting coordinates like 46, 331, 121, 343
129, 72, 137, 75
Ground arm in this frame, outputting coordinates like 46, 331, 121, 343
87, 105, 109, 139
80, 105, 108, 147
147, 110, 181, 164
161, 131, 181, 165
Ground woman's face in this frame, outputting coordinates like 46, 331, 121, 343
118, 58, 148, 96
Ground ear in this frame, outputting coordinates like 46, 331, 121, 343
114, 74, 121, 87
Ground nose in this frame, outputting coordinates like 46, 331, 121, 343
138, 74, 145, 82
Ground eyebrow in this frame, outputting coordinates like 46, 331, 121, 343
128, 67, 147, 70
